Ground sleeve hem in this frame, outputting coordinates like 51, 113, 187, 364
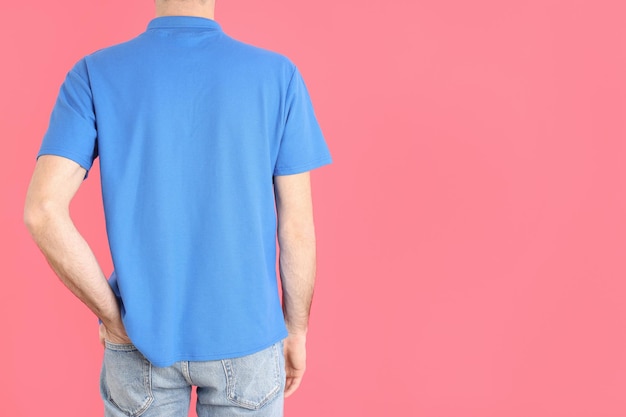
37, 148, 94, 177
273, 155, 333, 176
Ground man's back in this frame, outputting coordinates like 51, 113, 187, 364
36, 16, 332, 367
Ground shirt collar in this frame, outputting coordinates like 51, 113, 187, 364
147, 16, 222, 32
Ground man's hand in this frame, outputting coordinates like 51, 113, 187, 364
99, 322, 132, 347
283, 333, 307, 397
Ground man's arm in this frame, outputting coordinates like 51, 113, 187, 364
273, 171, 317, 397
23, 155, 130, 345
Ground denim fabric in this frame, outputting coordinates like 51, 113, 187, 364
100, 340, 285, 417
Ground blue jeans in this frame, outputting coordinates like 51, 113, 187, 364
99, 340, 286, 417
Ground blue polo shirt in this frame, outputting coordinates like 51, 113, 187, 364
37, 16, 332, 367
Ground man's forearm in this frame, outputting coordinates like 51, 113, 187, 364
278, 234, 316, 336
25, 207, 122, 329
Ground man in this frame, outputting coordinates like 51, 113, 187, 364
23, 0, 332, 415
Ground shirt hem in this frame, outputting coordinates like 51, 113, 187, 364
145, 329, 289, 368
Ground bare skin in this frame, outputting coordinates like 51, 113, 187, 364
274, 172, 318, 397
24, 155, 131, 346
155, 0, 216, 19
26, 0, 318, 399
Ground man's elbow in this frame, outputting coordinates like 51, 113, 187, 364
23, 199, 61, 236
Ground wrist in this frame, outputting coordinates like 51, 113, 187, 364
100, 315, 124, 331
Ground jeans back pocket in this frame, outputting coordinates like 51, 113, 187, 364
103, 341, 154, 417
222, 342, 283, 410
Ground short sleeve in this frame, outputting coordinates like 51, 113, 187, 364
37, 58, 98, 179
273, 66, 332, 176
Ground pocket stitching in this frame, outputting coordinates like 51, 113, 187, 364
222, 343, 282, 410
105, 352, 154, 417
105, 340, 139, 352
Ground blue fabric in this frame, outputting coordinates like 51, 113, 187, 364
37, 16, 332, 367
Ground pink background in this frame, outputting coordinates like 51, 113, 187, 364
2, 0, 626, 416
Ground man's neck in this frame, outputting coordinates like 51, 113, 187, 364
155, 2, 215, 20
